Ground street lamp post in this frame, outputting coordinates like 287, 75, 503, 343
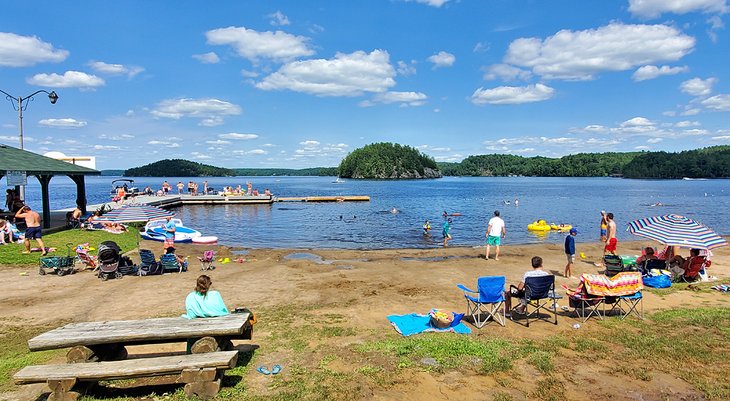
0, 89, 59, 200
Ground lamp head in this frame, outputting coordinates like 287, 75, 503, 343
48, 91, 58, 104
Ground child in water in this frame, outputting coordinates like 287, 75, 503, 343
423, 220, 431, 235
442, 218, 452, 247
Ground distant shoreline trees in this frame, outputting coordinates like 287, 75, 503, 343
118, 146, 730, 179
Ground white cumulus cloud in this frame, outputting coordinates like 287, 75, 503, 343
503, 22, 695, 80
702, 94, 730, 111
38, 118, 87, 129
256, 50, 396, 97
632, 65, 689, 81
680, 77, 718, 96
206, 26, 314, 62
364, 91, 428, 107
628, 0, 728, 19
483, 64, 532, 81
88, 61, 144, 78
150, 98, 242, 126
427, 51, 455, 68
27, 71, 105, 89
192, 52, 220, 64
404, 0, 451, 7
0, 32, 68, 67
471, 83, 555, 105
219, 133, 258, 140
269, 11, 290, 26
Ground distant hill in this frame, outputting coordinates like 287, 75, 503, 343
101, 169, 125, 176
232, 167, 338, 176
622, 146, 730, 179
124, 159, 236, 177
338, 142, 441, 179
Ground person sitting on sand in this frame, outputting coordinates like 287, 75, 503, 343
636, 247, 658, 265
504, 256, 549, 317
15, 205, 46, 255
184, 274, 229, 319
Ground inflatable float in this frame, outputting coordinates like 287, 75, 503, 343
527, 220, 551, 231
140, 218, 202, 243
550, 223, 573, 231
192, 236, 218, 244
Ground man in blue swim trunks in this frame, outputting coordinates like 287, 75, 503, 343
15, 205, 46, 255
486, 210, 506, 260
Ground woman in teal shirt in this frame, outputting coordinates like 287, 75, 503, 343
184, 275, 229, 319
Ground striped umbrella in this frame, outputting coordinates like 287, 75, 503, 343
95, 204, 174, 223
627, 214, 728, 250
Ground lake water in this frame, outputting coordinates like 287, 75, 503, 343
15, 176, 730, 249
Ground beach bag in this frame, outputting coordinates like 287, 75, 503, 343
428, 309, 453, 328
643, 274, 671, 288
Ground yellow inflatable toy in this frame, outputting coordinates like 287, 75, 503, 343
527, 220, 552, 231
550, 223, 573, 231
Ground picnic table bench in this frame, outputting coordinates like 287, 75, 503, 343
14, 313, 254, 400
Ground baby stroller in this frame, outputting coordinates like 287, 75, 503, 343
197, 250, 215, 271
97, 241, 123, 281
39, 243, 76, 276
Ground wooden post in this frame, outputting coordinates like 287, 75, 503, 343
66, 344, 128, 362
182, 368, 220, 400
66, 346, 96, 363
47, 378, 78, 401
190, 337, 219, 354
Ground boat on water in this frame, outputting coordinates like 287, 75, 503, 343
332, 177, 344, 184
110, 179, 139, 197
140, 218, 202, 243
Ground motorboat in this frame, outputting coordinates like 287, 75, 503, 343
140, 218, 202, 243
110, 179, 139, 197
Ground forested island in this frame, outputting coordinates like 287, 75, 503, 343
124, 159, 236, 177
122, 160, 336, 177
338, 142, 441, 179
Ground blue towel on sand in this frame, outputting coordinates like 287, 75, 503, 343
388, 313, 471, 336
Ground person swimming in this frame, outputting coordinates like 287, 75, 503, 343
391, 207, 398, 214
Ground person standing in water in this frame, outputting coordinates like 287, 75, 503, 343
442, 218, 452, 247
599, 210, 608, 242
423, 220, 431, 235
485, 210, 506, 260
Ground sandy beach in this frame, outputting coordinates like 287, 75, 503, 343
1, 239, 729, 401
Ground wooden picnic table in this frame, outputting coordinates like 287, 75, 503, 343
15, 313, 254, 400
28, 313, 253, 362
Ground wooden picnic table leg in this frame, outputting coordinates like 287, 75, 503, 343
190, 336, 235, 353
182, 367, 221, 400
66, 344, 128, 363
47, 378, 78, 401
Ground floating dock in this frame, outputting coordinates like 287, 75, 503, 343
275, 196, 370, 202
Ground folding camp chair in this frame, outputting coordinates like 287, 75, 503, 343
676, 256, 711, 283
160, 253, 187, 273
569, 293, 606, 322
75, 248, 97, 270
197, 250, 215, 271
457, 276, 506, 327
511, 275, 560, 327
606, 291, 644, 320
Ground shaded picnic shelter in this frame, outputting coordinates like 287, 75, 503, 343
0, 144, 100, 228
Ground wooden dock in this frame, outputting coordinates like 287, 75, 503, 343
275, 196, 370, 202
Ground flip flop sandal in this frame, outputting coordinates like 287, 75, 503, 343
271, 364, 282, 375
257, 366, 271, 375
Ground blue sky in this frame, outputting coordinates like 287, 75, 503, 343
1, 0, 729, 169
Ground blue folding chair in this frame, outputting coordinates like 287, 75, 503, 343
512, 275, 560, 327
457, 276, 506, 327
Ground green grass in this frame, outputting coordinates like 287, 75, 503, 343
0, 229, 138, 266
3, 306, 729, 401
0, 323, 62, 391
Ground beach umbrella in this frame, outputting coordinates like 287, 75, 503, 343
627, 214, 728, 250
94, 205, 175, 247
95, 204, 174, 224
